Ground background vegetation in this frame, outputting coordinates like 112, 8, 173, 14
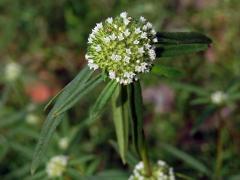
0, 0, 240, 179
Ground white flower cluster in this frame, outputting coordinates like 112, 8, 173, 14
211, 91, 227, 105
4, 62, 22, 82
58, 137, 69, 150
129, 160, 175, 180
46, 155, 68, 178
85, 12, 158, 85
25, 114, 40, 125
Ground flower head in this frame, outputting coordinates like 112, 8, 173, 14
129, 160, 175, 180
46, 155, 68, 178
86, 12, 157, 85
58, 137, 69, 150
4, 62, 22, 81
211, 91, 227, 105
25, 114, 40, 125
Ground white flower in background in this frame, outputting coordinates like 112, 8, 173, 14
211, 91, 227, 105
46, 155, 68, 178
4, 62, 22, 81
85, 12, 158, 85
58, 137, 69, 150
25, 114, 40, 125
129, 160, 175, 180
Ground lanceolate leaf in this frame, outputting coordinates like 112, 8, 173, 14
128, 81, 144, 156
90, 80, 118, 121
53, 75, 103, 116
31, 67, 103, 174
155, 44, 209, 58
155, 32, 212, 58
44, 66, 91, 111
151, 64, 184, 78
112, 84, 129, 163
156, 32, 212, 45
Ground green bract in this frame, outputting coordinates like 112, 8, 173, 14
85, 12, 157, 85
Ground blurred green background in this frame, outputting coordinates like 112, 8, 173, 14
0, 0, 240, 179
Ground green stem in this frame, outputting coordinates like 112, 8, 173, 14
140, 131, 152, 177
128, 81, 152, 176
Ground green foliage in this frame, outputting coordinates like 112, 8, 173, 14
112, 85, 129, 163
1, 0, 240, 179
155, 32, 211, 58
31, 67, 103, 174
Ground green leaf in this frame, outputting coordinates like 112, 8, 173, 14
151, 64, 184, 78
155, 32, 212, 58
161, 143, 211, 175
90, 80, 118, 121
156, 44, 209, 58
156, 32, 212, 45
31, 67, 102, 174
128, 81, 144, 156
112, 84, 129, 163
45, 66, 92, 111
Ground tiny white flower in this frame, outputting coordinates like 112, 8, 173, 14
95, 45, 102, 52
135, 28, 142, 34
211, 91, 227, 105
138, 47, 145, 55
46, 155, 68, 178
96, 22, 103, 29
123, 18, 130, 25
140, 32, 147, 39
26, 114, 40, 125
111, 54, 116, 60
145, 44, 151, 50
115, 54, 122, 61
126, 49, 132, 54
146, 22, 153, 29
151, 29, 156, 35
120, 12, 128, 19
85, 54, 91, 60
109, 70, 116, 79
110, 33, 117, 40
148, 49, 156, 60
124, 56, 130, 63
106, 17, 113, 24
140, 16, 146, 22
58, 137, 69, 150
88, 63, 99, 70
88, 37, 93, 44
5, 62, 22, 81
118, 33, 124, 41
133, 40, 139, 44
153, 38, 158, 43
103, 36, 111, 43
124, 29, 130, 37
142, 25, 148, 31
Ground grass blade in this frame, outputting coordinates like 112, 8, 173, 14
161, 143, 211, 175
